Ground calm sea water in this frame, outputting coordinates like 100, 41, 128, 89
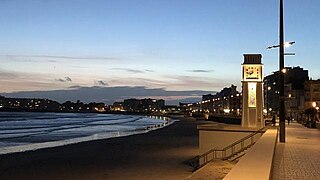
0, 112, 172, 154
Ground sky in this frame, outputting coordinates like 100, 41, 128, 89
0, 0, 319, 103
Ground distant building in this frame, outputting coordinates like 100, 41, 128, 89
202, 94, 215, 101
0, 95, 108, 113
123, 98, 165, 113
179, 102, 195, 107
162, 105, 182, 114
0, 95, 6, 108
112, 102, 124, 111
200, 85, 241, 115
123, 99, 141, 112
0, 96, 60, 111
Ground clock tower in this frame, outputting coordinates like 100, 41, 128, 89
242, 54, 264, 128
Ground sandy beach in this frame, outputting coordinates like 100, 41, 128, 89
0, 117, 209, 180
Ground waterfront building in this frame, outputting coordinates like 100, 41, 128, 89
264, 66, 309, 117
0, 96, 60, 111
285, 83, 305, 120
162, 105, 182, 114
123, 98, 165, 113
200, 85, 241, 116
112, 102, 124, 111
304, 79, 320, 109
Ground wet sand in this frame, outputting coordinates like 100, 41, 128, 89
0, 118, 209, 180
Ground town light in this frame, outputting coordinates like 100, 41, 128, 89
263, 109, 268, 114
312, 102, 316, 108
281, 68, 287, 73
223, 109, 230, 114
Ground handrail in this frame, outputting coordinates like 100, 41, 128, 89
187, 125, 270, 171
222, 126, 268, 151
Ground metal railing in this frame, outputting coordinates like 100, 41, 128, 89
187, 126, 269, 171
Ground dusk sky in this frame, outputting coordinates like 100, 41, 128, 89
0, 0, 319, 101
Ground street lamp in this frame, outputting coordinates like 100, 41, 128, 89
267, 41, 295, 50
266, 0, 293, 143
312, 102, 317, 122
266, 86, 272, 117
312, 102, 316, 108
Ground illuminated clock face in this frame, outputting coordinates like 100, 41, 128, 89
243, 65, 261, 81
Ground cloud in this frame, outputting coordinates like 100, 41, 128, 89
65, 77, 72, 82
111, 68, 154, 73
0, 69, 19, 78
107, 75, 233, 92
55, 79, 65, 82
95, 80, 108, 86
55, 77, 72, 82
2, 86, 215, 105
164, 75, 215, 89
111, 68, 145, 73
0, 55, 120, 61
109, 77, 167, 87
0, 70, 64, 93
188, 69, 214, 73
69, 85, 82, 89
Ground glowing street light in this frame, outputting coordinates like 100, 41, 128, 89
267, 41, 295, 49
312, 102, 316, 108
312, 102, 317, 122
281, 68, 287, 73
284, 41, 295, 48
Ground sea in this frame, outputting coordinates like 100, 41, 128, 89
0, 112, 173, 155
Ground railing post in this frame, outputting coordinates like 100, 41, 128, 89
205, 155, 207, 163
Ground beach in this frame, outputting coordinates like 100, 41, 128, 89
0, 117, 208, 180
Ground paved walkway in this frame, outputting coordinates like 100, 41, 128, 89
272, 122, 320, 180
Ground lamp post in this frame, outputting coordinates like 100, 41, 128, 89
316, 106, 319, 122
278, 0, 286, 143
266, 0, 293, 143
312, 102, 317, 121
267, 86, 271, 118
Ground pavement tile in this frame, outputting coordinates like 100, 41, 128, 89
271, 122, 320, 180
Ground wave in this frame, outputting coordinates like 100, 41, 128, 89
0, 112, 176, 155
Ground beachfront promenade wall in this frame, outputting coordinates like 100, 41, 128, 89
198, 124, 260, 156
223, 128, 278, 180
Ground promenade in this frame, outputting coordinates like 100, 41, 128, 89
271, 122, 320, 180
188, 122, 320, 180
